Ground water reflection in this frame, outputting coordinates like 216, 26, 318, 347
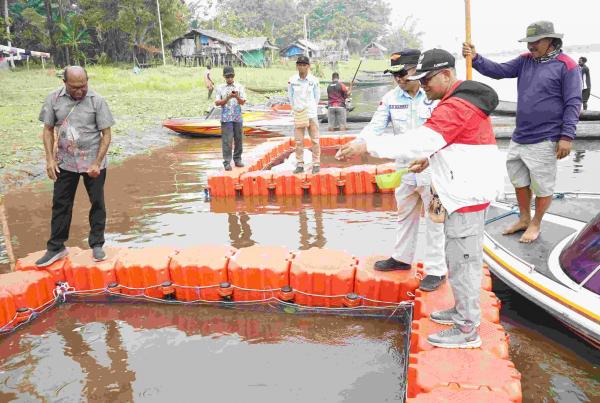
299, 208, 326, 249
0, 303, 407, 401
228, 212, 255, 248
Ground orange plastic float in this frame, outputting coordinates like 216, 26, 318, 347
169, 245, 237, 301
208, 171, 243, 197
341, 164, 377, 194
63, 247, 124, 291
407, 349, 522, 401
228, 245, 292, 301
0, 290, 16, 329
413, 280, 501, 323
406, 386, 514, 402
15, 246, 82, 284
271, 171, 305, 196
206, 135, 410, 198
290, 247, 357, 307
410, 317, 510, 359
0, 271, 55, 311
308, 167, 343, 196
114, 247, 178, 299
354, 255, 420, 306
1, 244, 521, 402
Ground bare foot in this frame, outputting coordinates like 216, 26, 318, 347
502, 219, 530, 235
520, 223, 540, 243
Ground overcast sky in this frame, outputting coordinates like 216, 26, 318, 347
386, 0, 597, 53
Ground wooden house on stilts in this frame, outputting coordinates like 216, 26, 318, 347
168, 29, 277, 67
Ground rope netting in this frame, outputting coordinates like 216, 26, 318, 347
0, 282, 414, 335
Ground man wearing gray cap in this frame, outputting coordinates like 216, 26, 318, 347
463, 21, 582, 243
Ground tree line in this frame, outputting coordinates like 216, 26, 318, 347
2, 0, 422, 67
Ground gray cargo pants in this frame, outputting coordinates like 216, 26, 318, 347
444, 209, 485, 327
327, 107, 347, 129
221, 121, 243, 165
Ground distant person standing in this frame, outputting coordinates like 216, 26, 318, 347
215, 66, 246, 171
579, 57, 591, 110
288, 55, 321, 174
36, 66, 114, 266
327, 72, 350, 131
463, 20, 582, 243
204, 65, 215, 100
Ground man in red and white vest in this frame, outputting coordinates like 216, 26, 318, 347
338, 49, 504, 348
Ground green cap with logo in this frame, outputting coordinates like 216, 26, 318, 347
518, 21, 563, 43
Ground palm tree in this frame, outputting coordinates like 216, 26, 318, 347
58, 14, 91, 65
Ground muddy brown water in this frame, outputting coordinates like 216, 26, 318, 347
0, 303, 408, 402
1, 85, 599, 401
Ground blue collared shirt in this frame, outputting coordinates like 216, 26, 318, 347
359, 87, 437, 185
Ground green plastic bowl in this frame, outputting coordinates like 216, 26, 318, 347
375, 168, 408, 189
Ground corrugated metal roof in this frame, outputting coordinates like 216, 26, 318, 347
233, 37, 278, 52
172, 30, 278, 52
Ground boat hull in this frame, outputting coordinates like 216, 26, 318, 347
483, 203, 600, 348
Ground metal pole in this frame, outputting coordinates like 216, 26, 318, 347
465, 0, 473, 80
156, 0, 166, 66
3, 0, 14, 68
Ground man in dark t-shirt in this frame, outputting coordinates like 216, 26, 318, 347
579, 57, 591, 110
326, 72, 349, 131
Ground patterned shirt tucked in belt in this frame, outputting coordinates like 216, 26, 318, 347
39, 87, 115, 173
215, 83, 246, 123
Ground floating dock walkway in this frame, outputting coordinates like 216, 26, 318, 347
1, 245, 522, 401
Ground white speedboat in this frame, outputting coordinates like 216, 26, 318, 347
483, 194, 600, 349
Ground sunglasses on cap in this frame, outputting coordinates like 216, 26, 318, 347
418, 69, 444, 86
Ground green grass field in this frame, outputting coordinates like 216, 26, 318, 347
0, 58, 387, 170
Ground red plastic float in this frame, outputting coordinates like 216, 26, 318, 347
169, 245, 236, 301
354, 255, 420, 306
0, 271, 55, 310
15, 247, 82, 284
407, 349, 522, 401
413, 281, 501, 323
410, 317, 510, 359
1, 243, 522, 403
63, 247, 123, 291
0, 290, 16, 329
228, 245, 292, 301
114, 247, 178, 298
406, 386, 514, 402
290, 247, 357, 307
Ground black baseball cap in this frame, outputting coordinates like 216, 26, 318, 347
223, 66, 235, 76
384, 49, 421, 74
408, 49, 455, 80
296, 55, 310, 65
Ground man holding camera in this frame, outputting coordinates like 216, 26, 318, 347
215, 66, 247, 171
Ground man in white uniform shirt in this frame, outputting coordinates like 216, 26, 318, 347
356, 49, 447, 292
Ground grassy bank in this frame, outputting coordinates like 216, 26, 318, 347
0, 58, 387, 173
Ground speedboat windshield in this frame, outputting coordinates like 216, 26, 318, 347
559, 212, 600, 294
